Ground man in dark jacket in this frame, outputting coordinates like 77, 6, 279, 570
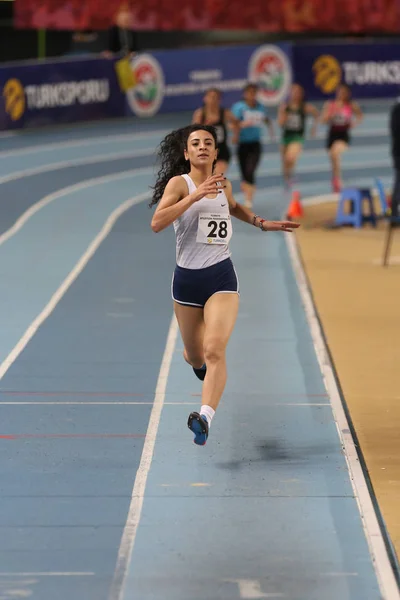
104, 4, 138, 57
382, 98, 400, 265
390, 98, 400, 218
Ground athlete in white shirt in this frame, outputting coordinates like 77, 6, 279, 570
150, 124, 299, 445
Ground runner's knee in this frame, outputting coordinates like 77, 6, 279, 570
203, 338, 225, 364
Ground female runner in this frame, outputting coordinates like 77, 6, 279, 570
192, 87, 237, 175
278, 83, 319, 188
150, 124, 299, 446
321, 83, 363, 192
231, 83, 275, 208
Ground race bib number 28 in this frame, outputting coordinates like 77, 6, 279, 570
196, 212, 232, 245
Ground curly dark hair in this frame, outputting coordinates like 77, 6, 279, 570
150, 124, 218, 207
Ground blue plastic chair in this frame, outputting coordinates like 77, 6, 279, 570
335, 187, 377, 229
375, 178, 389, 216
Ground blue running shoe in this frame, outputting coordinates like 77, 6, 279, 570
193, 363, 207, 381
187, 412, 209, 446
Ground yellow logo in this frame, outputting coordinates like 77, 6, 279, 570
3, 78, 25, 121
313, 55, 342, 94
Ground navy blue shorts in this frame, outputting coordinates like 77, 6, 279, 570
172, 258, 239, 308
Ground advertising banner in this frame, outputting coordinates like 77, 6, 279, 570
0, 44, 293, 130
0, 57, 124, 131
293, 43, 400, 100
125, 43, 293, 118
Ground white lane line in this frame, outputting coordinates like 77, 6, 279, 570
0, 129, 169, 158
0, 123, 387, 159
0, 131, 17, 139
108, 314, 178, 600
226, 579, 284, 598
0, 138, 391, 251
283, 156, 390, 177
0, 191, 150, 382
0, 143, 390, 188
0, 573, 94, 577
0, 153, 391, 253
321, 572, 358, 577
0, 167, 151, 250
0, 589, 33, 598
286, 232, 400, 600
0, 402, 330, 406
0, 402, 197, 406
0, 147, 154, 186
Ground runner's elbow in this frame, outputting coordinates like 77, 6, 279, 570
151, 216, 162, 233
151, 215, 169, 233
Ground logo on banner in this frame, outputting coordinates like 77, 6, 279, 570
3, 78, 25, 121
313, 55, 342, 94
247, 45, 291, 106
126, 54, 164, 117
3, 77, 110, 121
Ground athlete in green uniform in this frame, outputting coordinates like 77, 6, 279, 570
278, 83, 319, 188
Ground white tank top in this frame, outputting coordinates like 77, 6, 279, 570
173, 174, 232, 269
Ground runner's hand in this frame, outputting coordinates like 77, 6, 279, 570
193, 174, 226, 201
262, 220, 300, 232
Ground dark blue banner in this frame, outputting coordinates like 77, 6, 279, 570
0, 44, 293, 131
0, 57, 124, 131
125, 43, 293, 117
293, 43, 400, 100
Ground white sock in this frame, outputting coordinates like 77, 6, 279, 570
200, 405, 215, 426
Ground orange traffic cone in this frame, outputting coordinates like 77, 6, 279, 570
287, 190, 303, 219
